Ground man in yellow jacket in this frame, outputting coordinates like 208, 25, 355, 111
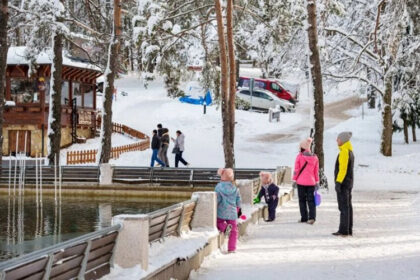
333, 131, 354, 237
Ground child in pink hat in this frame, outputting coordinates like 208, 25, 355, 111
215, 168, 241, 253
253, 172, 280, 221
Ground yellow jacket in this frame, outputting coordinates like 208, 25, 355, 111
335, 141, 353, 183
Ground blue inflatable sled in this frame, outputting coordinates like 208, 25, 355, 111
179, 90, 212, 106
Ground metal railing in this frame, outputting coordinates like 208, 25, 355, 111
113, 167, 276, 185
0, 224, 121, 280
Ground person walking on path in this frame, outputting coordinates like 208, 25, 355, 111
215, 168, 241, 253
159, 128, 170, 167
253, 172, 279, 222
171, 130, 189, 168
156, 123, 164, 162
150, 130, 166, 167
333, 131, 354, 237
293, 137, 319, 225
157, 123, 163, 138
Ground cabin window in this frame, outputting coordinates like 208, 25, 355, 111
73, 82, 82, 106
61, 81, 69, 105
10, 78, 39, 104
82, 84, 94, 108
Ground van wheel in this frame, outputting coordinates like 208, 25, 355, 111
280, 107, 286, 112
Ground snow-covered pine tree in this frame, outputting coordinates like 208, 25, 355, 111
236, 0, 305, 78
323, 0, 413, 156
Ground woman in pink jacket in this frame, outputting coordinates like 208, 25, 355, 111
293, 138, 319, 224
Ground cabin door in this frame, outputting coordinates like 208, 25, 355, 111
8, 130, 31, 156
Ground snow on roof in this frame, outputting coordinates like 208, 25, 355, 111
7, 46, 102, 72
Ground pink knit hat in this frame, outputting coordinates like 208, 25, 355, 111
259, 172, 273, 185
300, 137, 313, 151
218, 168, 234, 182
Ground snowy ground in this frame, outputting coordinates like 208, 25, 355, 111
190, 191, 420, 280
66, 72, 420, 191
86, 72, 420, 279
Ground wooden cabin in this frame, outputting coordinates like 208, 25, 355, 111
3, 47, 102, 157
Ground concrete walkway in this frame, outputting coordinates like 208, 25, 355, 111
190, 190, 420, 280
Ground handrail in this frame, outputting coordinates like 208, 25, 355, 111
0, 224, 121, 272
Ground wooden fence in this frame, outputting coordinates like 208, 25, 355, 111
67, 121, 149, 165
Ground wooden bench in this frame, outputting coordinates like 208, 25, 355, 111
0, 225, 120, 280
148, 200, 196, 243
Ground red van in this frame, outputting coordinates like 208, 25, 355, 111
238, 77, 297, 104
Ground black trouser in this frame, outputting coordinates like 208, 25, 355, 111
297, 185, 316, 222
268, 199, 279, 221
336, 185, 353, 234
175, 151, 188, 167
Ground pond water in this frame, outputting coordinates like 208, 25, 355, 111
0, 195, 182, 261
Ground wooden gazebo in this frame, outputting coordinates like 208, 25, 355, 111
3, 47, 102, 157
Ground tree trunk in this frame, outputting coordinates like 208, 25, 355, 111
380, 74, 393, 156
47, 32, 64, 165
412, 123, 417, 142
306, 0, 325, 169
0, 0, 8, 164
214, 0, 234, 168
226, 0, 236, 168
403, 119, 409, 144
99, 0, 121, 163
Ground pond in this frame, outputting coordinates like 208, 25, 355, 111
0, 194, 183, 261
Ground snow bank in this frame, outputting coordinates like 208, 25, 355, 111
101, 230, 218, 279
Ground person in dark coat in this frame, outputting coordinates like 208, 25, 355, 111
158, 128, 170, 167
150, 130, 165, 167
157, 124, 163, 138
333, 131, 354, 237
253, 172, 279, 222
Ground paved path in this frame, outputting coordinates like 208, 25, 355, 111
254, 95, 364, 143
190, 191, 420, 280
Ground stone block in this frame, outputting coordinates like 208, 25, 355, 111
190, 192, 216, 231
112, 214, 149, 270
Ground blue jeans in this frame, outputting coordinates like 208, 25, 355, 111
151, 149, 165, 167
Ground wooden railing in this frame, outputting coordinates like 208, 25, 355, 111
0, 225, 121, 280
66, 121, 149, 165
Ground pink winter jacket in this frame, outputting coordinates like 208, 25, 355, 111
293, 151, 320, 186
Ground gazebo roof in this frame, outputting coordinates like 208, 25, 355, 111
7, 46, 102, 73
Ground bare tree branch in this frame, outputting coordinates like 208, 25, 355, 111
324, 72, 384, 96
325, 27, 379, 60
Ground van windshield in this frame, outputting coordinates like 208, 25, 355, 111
271, 83, 283, 92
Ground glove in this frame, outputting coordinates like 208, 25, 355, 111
237, 207, 242, 218
335, 182, 342, 192
315, 183, 320, 191
253, 197, 260, 204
